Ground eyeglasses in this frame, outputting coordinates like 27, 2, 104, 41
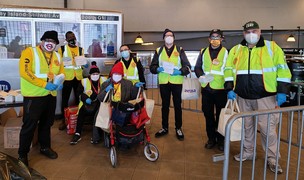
44, 39, 57, 43
165, 35, 174, 37
120, 49, 129, 52
210, 36, 221, 40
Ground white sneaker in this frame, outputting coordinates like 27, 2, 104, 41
234, 153, 255, 162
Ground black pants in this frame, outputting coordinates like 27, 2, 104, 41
18, 95, 56, 157
159, 83, 182, 129
61, 78, 80, 115
202, 88, 227, 143
75, 104, 99, 135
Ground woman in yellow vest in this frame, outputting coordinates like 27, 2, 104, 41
70, 61, 107, 145
18, 31, 64, 166
150, 29, 191, 141
58, 31, 86, 131
194, 29, 228, 151
113, 44, 146, 88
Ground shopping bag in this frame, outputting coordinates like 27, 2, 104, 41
64, 106, 78, 135
142, 90, 154, 124
130, 106, 150, 128
95, 91, 111, 132
218, 99, 242, 141
181, 68, 201, 100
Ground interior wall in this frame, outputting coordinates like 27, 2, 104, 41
1, 0, 304, 31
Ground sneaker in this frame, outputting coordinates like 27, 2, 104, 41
18, 156, 28, 167
90, 138, 100, 144
70, 133, 81, 145
234, 153, 255, 162
155, 128, 168, 138
205, 140, 216, 149
40, 148, 58, 159
268, 161, 283, 174
176, 128, 184, 141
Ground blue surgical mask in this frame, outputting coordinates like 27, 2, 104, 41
121, 50, 130, 59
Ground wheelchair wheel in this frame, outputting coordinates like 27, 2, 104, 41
144, 143, 159, 162
109, 146, 117, 168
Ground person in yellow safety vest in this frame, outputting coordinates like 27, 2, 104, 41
150, 28, 191, 141
194, 29, 228, 152
224, 21, 291, 174
70, 61, 107, 145
18, 30, 65, 167
113, 44, 146, 89
58, 31, 86, 131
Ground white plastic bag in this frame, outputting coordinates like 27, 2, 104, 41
181, 68, 201, 100
142, 91, 154, 124
218, 99, 242, 141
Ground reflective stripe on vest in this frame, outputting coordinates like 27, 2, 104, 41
157, 46, 183, 84
33, 48, 60, 78
122, 58, 139, 83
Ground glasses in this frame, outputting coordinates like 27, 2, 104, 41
120, 49, 129, 52
165, 35, 174, 37
210, 36, 221, 40
44, 39, 57, 43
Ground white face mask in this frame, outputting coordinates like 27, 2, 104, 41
165, 36, 174, 45
245, 33, 259, 45
90, 74, 100, 81
112, 74, 122, 83
43, 42, 56, 52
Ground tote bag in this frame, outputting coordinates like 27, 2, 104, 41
218, 99, 242, 141
181, 68, 201, 100
95, 91, 111, 132
142, 90, 154, 124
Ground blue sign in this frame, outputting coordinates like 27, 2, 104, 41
0, 80, 11, 92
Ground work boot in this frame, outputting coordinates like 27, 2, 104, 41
58, 119, 66, 131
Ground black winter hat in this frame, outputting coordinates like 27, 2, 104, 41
163, 28, 175, 39
89, 61, 100, 74
209, 29, 223, 38
40, 30, 59, 44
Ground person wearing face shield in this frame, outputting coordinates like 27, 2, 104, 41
150, 28, 191, 141
194, 29, 228, 151
18, 30, 65, 166
70, 61, 107, 145
58, 31, 86, 131
90, 62, 138, 143
113, 44, 146, 89
224, 21, 291, 174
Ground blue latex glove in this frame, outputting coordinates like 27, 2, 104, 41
82, 63, 89, 68
228, 90, 236, 100
276, 93, 287, 106
135, 82, 145, 88
45, 82, 58, 91
157, 67, 164, 73
85, 98, 92, 105
105, 84, 113, 92
57, 84, 63, 91
171, 68, 182, 76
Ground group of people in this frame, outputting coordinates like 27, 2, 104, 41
18, 20, 292, 174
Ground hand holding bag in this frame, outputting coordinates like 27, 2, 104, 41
182, 67, 201, 100
95, 91, 111, 132
218, 99, 242, 141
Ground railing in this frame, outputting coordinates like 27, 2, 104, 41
213, 105, 304, 180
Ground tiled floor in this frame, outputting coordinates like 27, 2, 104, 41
0, 106, 304, 179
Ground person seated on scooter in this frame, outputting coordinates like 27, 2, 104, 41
91, 62, 144, 144
70, 61, 107, 145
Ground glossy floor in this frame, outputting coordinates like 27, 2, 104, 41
0, 106, 303, 180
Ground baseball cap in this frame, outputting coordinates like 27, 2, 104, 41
243, 21, 259, 31
209, 29, 223, 38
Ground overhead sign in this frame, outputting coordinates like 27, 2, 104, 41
0, 11, 60, 19
81, 14, 119, 21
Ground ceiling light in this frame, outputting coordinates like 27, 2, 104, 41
135, 33, 143, 44
287, 34, 296, 42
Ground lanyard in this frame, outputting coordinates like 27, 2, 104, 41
90, 79, 100, 94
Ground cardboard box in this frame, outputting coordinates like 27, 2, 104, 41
4, 117, 22, 148
3, 117, 38, 148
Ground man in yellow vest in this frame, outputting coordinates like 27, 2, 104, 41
194, 29, 228, 151
18, 30, 65, 166
113, 44, 146, 88
224, 21, 291, 174
58, 31, 85, 130
150, 29, 191, 141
